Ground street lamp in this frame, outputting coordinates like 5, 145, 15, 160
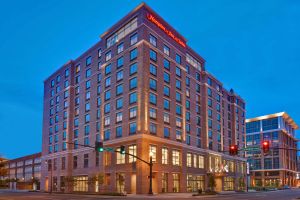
149, 151, 153, 195
45, 160, 52, 194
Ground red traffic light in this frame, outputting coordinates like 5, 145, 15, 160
262, 141, 270, 153
229, 145, 238, 156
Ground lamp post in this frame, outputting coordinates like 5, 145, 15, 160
149, 152, 153, 195
45, 160, 52, 194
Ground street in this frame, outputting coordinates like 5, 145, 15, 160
1, 189, 300, 200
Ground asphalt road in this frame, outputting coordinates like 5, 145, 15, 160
0, 189, 300, 200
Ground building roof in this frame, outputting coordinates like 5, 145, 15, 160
246, 112, 299, 130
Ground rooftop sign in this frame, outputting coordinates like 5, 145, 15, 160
146, 13, 186, 48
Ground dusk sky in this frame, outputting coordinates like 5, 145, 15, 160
0, 0, 299, 159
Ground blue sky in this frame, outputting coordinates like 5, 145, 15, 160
0, 0, 299, 159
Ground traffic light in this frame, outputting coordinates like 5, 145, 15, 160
229, 145, 238, 156
95, 141, 104, 152
120, 145, 126, 154
262, 141, 270, 153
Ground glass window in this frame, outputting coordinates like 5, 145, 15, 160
149, 78, 157, 90
130, 48, 138, 60
164, 99, 170, 110
187, 153, 192, 167
116, 70, 123, 81
172, 150, 180, 166
163, 45, 170, 56
117, 43, 124, 54
149, 108, 157, 119
106, 17, 137, 48
129, 122, 137, 134
105, 64, 111, 75
150, 49, 157, 61
163, 59, 170, 70
130, 33, 138, 45
164, 86, 170, 96
116, 147, 125, 164
116, 126, 122, 138
129, 145, 137, 163
164, 72, 170, 83
175, 54, 181, 64
149, 145, 157, 162
149, 93, 157, 105
105, 51, 112, 62
129, 77, 137, 89
116, 84, 123, 95
175, 67, 181, 77
117, 57, 124, 68
130, 63, 138, 75
116, 98, 123, 109
149, 123, 157, 134
129, 107, 137, 119
164, 127, 170, 138
149, 34, 157, 46
162, 147, 168, 164
129, 92, 137, 104
149, 64, 157, 76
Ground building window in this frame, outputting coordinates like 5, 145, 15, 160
164, 127, 170, 138
116, 112, 123, 123
116, 98, 123, 109
130, 63, 138, 75
129, 145, 137, 163
163, 45, 170, 56
104, 129, 110, 141
164, 99, 170, 110
130, 48, 138, 60
105, 64, 111, 75
162, 147, 168, 164
129, 92, 137, 104
149, 64, 157, 76
116, 84, 123, 95
116, 126, 122, 138
175, 54, 181, 64
129, 107, 137, 119
187, 153, 192, 167
164, 72, 170, 83
149, 107, 157, 119
117, 57, 124, 68
116, 148, 125, 164
149, 123, 157, 134
198, 155, 204, 168
172, 150, 180, 166
106, 17, 137, 48
164, 59, 170, 70
149, 34, 157, 46
149, 145, 157, 162
173, 173, 180, 192
149, 78, 157, 90
162, 173, 168, 193
117, 43, 124, 54
130, 33, 138, 45
175, 67, 181, 77
129, 122, 137, 134
105, 51, 112, 62
129, 77, 137, 89
164, 113, 170, 124
149, 93, 157, 105
163, 86, 170, 96
150, 49, 157, 61
116, 70, 123, 81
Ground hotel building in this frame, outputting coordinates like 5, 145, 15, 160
246, 112, 298, 187
41, 3, 246, 194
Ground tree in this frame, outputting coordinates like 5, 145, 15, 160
0, 158, 8, 188
207, 174, 216, 191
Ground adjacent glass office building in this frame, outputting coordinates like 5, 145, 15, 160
246, 112, 298, 187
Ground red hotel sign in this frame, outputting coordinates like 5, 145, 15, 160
147, 13, 186, 48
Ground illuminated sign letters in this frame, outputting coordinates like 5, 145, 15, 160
146, 13, 186, 48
